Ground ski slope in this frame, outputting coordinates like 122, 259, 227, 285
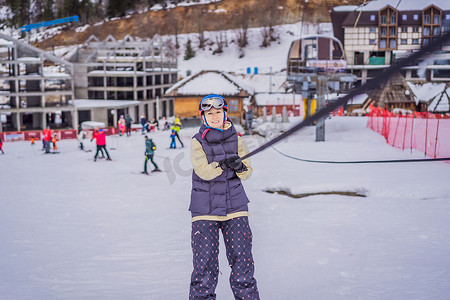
1, 117, 450, 299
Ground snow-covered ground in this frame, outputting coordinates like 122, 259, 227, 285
1, 117, 450, 299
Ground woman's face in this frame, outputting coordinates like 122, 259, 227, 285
204, 107, 224, 129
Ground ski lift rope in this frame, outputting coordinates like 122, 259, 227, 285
269, 143, 450, 164
236, 30, 450, 164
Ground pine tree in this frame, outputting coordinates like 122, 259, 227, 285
184, 39, 195, 61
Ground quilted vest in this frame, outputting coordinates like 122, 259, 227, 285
189, 123, 249, 217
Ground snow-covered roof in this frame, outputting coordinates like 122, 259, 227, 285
0, 38, 14, 46
407, 82, 446, 104
254, 93, 302, 106
165, 70, 254, 96
234, 74, 287, 94
428, 87, 450, 112
333, 5, 358, 12
72, 99, 140, 108
335, 0, 450, 11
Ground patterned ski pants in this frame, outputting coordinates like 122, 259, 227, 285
189, 217, 260, 300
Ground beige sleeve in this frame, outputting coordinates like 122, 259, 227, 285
190, 138, 223, 181
236, 136, 253, 181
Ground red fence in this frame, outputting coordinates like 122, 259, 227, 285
367, 107, 450, 158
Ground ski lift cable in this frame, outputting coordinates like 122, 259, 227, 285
237, 30, 450, 163
269, 143, 450, 164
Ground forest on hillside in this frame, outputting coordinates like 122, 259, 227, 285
0, 0, 192, 28
1, 0, 361, 30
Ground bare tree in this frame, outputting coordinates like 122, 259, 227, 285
258, 0, 281, 47
213, 31, 226, 55
192, 8, 207, 50
166, 12, 180, 48
235, 3, 250, 50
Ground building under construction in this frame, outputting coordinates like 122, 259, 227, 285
0, 32, 75, 132
0, 33, 178, 132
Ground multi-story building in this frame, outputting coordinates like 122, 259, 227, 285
0, 34, 178, 133
0, 32, 76, 132
70, 34, 178, 127
331, 0, 450, 85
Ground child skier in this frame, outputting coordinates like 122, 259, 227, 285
169, 129, 177, 149
0, 137, 4, 154
52, 134, 58, 151
189, 94, 259, 299
170, 123, 184, 148
118, 115, 125, 136
142, 135, 160, 174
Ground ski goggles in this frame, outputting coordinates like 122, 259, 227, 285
200, 97, 225, 112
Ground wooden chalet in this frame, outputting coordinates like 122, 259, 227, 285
368, 73, 416, 111
165, 70, 253, 125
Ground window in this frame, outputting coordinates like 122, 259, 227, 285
434, 15, 440, 23
229, 100, 239, 112
424, 15, 430, 24
390, 27, 396, 36
370, 27, 376, 33
413, 26, 419, 32
402, 14, 407, 21
447, 14, 450, 20
381, 27, 387, 36
381, 15, 387, 24
424, 26, 430, 36
423, 38, 429, 45
380, 39, 387, 48
370, 15, 376, 21
401, 39, 407, 44
369, 39, 376, 45
163, 74, 169, 84
412, 39, 419, 44
390, 39, 396, 48
413, 14, 419, 21
401, 27, 408, 33
433, 27, 440, 35
390, 15, 396, 24
154, 75, 161, 85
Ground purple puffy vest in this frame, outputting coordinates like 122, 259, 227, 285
190, 123, 250, 217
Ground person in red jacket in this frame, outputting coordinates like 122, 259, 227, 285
0, 137, 4, 154
91, 128, 111, 162
43, 127, 52, 153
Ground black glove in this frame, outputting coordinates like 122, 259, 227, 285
219, 155, 247, 172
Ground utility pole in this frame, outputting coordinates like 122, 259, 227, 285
315, 76, 327, 141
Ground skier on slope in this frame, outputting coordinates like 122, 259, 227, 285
125, 114, 133, 137
140, 114, 147, 134
169, 128, 177, 149
43, 127, 52, 153
91, 129, 111, 162
189, 94, 259, 299
141, 135, 160, 174
0, 137, 4, 154
170, 123, 184, 148
118, 115, 125, 136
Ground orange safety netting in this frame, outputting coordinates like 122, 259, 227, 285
367, 106, 450, 159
